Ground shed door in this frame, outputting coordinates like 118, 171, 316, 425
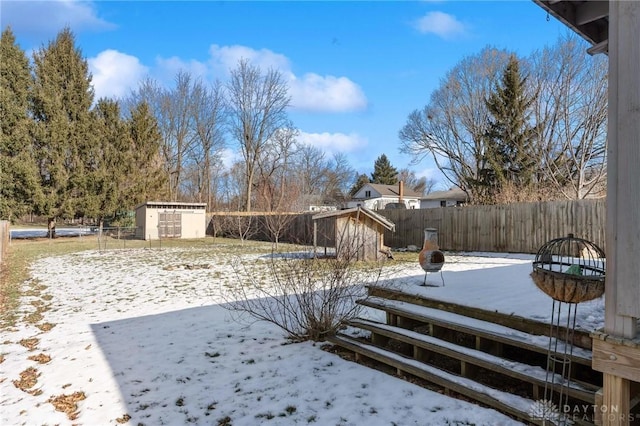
158, 212, 182, 238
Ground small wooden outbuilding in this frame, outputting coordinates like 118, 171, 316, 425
312, 207, 395, 262
135, 201, 207, 240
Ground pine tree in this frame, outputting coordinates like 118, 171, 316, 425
82, 98, 129, 230
31, 27, 95, 236
126, 101, 167, 205
0, 28, 40, 221
370, 154, 398, 185
481, 55, 538, 197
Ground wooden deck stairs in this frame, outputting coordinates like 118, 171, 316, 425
326, 286, 603, 425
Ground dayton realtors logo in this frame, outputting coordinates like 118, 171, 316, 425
528, 399, 561, 423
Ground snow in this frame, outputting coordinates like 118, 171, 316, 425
0, 246, 606, 426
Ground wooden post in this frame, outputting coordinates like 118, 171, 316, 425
599, 2, 640, 425
313, 220, 317, 256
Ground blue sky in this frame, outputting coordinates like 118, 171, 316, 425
1, 0, 570, 189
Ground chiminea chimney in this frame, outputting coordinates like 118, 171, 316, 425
399, 181, 404, 203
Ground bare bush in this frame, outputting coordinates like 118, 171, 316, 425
213, 214, 259, 243
222, 248, 385, 342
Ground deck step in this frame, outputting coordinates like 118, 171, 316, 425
358, 296, 593, 367
327, 333, 545, 425
347, 318, 598, 404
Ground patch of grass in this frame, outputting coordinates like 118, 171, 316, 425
28, 353, 51, 364
115, 414, 131, 424
256, 412, 275, 420
48, 391, 86, 420
23, 311, 43, 324
36, 322, 56, 332
13, 366, 40, 391
217, 415, 232, 426
284, 405, 297, 415
19, 337, 39, 351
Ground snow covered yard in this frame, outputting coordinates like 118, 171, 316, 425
0, 243, 605, 425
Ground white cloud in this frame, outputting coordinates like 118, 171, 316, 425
289, 73, 367, 113
88, 50, 148, 100
220, 148, 242, 170
414, 11, 467, 40
208, 44, 290, 75
1, 0, 115, 38
207, 45, 367, 113
298, 131, 368, 155
154, 56, 210, 85
89, 43, 368, 113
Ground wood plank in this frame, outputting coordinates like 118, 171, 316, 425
358, 296, 593, 367
349, 318, 597, 403
327, 334, 543, 425
367, 286, 594, 351
592, 338, 640, 382
608, 0, 640, 321
602, 374, 631, 426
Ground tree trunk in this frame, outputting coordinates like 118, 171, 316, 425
47, 217, 56, 239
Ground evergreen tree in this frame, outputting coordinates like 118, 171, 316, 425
0, 28, 40, 221
82, 98, 128, 230
349, 173, 370, 196
126, 101, 167, 205
31, 27, 95, 236
370, 154, 398, 185
481, 55, 538, 197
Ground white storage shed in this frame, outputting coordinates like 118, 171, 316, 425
135, 201, 207, 240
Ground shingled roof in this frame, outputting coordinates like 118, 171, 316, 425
360, 183, 423, 198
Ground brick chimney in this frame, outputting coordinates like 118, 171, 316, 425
398, 181, 404, 203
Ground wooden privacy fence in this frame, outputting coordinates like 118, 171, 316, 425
207, 199, 606, 254
379, 198, 606, 254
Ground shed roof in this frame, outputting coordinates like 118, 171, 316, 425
135, 201, 207, 210
312, 207, 396, 232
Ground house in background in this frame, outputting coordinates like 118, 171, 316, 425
135, 201, 207, 240
347, 182, 421, 210
420, 188, 469, 209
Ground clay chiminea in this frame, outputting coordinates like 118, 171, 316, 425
418, 228, 445, 286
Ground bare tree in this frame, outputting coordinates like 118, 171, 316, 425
530, 34, 608, 199
189, 79, 227, 208
398, 47, 511, 202
226, 59, 291, 212
396, 168, 437, 195
324, 153, 357, 205
256, 126, 301, 248
128, 74, 199, 201
219, 160, 246, 211
293, 145, 328, 208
